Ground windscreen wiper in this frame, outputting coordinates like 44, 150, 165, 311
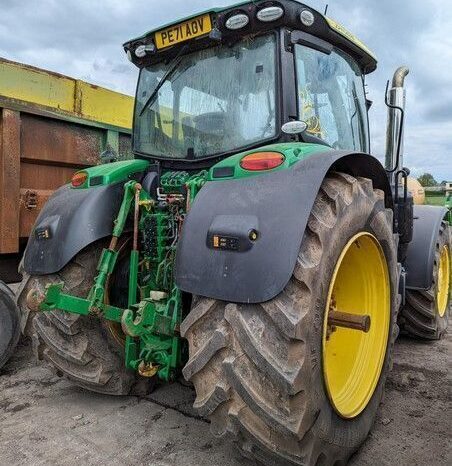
139, 45, 189, 117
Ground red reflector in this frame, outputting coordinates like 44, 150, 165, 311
71, 171, 88, 188
240, 152, 285, 171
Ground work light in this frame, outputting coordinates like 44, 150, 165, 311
256, 6, 284, 22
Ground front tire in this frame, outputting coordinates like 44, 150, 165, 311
182, 173, 399, 465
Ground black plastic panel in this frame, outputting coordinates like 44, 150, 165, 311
23, 183, 124, 275
175, 150, 392, 303
405, 205, 448, 290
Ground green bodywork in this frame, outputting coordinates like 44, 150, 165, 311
73, 159, 150, 189
72, 142, 328, 186
40, 142, 327, 380
208, 142, 328, 181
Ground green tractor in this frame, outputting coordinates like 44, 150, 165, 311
19, 1, 450, 464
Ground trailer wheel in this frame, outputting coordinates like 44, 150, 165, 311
182, 173, 398, 466
18, 243, 143, 395
400, 222, 450, 340
0, 281, 21, 370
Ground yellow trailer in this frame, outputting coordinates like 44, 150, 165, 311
0, 58, 134, 281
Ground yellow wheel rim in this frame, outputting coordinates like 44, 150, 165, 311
322, 233, 390, 419
437, 245, 450, 317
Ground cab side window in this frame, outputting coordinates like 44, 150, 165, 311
295, 44, 369, 152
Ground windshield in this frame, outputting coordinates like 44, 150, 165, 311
134, 34, 277, 160
295, 44, 369, 152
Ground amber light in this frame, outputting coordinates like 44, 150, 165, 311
71, 171, 88, 187
240, 152, 285, 171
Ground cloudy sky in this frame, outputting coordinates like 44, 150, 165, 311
1, 0, 450, 180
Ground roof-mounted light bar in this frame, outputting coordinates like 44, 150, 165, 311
123, 1, 377, 74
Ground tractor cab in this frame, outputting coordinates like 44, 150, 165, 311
124, 0, 376, 166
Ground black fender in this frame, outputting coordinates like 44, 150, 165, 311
23, 183, 124, 275
404, 205, 448, 290
175, 150, 393, 303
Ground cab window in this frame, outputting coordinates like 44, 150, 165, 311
294, 44, 369, 152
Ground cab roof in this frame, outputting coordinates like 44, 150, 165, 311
124, 0, 377, 74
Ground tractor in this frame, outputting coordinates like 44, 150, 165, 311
18, 1, 450, 464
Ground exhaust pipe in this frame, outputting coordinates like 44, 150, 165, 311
385, 66, 409, 184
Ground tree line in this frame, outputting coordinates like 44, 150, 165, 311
417, 173, 449, 187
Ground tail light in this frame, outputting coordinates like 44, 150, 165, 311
240, 152, 284, 171
71, 171, 88, 188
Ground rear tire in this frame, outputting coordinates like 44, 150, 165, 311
182, 173, 399, 466
18, 243, 140, 395
400, 222, 450, 340
0, 281, 20, 369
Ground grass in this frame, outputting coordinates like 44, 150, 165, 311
425, 194, 447, 206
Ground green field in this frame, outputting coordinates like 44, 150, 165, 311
425, 193, 447, 206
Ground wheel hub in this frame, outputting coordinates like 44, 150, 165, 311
322, 232, 390, 419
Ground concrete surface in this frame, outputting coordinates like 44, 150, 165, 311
0, 331, 450, 466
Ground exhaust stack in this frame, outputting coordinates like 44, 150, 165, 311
385, 66, 409, 184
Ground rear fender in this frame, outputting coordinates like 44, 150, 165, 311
175, 150, 392, 303
404, 205, 449, 290
23, 183, 124, 275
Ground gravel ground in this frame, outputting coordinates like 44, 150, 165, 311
0, 321, 450, 466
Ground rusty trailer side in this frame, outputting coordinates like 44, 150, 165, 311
0, 58, 134, 281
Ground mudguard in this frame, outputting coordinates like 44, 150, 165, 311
23, 183, 124, 275
175, 150, 392, 303
405, 205, 448, 290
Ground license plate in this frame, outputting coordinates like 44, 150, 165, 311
155, 14, 212, 50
